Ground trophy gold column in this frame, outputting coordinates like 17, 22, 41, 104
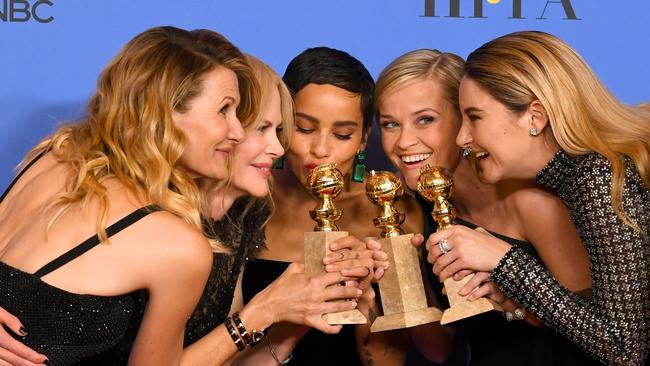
304, 163, 366, 325
366, 170, 442, 332
417, 164, 501, 325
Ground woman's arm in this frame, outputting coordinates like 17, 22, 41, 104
180, 263, 361, 366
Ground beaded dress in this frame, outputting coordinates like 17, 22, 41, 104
0, 154, 159, 365
491, 151, 649, 366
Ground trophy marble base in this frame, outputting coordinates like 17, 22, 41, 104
440, 275, 502, 325
370, 234, 441, 333
304, 231, 367, 325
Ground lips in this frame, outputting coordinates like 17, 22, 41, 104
304, 163, 317, 170
252, 162, 272, 177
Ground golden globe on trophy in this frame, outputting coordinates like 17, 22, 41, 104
303, 163, 366, 325
417, 164, 501, 325
365, 170, 442, 332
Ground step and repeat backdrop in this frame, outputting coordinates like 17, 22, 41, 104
1, 0, 648, 188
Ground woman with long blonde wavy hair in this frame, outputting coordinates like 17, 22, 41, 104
427, 31, 649, 365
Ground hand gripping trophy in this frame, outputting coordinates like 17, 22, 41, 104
417, 164, 501, 325
303, 163, 366, 325
365, 170, 442, 332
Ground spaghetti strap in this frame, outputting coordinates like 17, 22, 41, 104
0, 150, 48, 203
34, 204, 160, 278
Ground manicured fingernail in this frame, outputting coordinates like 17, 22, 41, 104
19, 326, 27, 336
351, 300, 358, 307
325, 264, 334, 271
341, 269, 350, 275
356, 289, 363, 296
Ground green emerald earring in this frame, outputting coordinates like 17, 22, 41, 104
352, 150, 367, 183
272, 156, 284, 169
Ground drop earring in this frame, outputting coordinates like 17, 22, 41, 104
530, 127, 538, 136
352, 150, 367, 183
462, 147, 472, 158
272, 156, 284, 169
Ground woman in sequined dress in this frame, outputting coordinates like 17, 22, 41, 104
427, 31, 650, 366
375, 48, 596, 365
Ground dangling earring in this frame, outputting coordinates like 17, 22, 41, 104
462, 147, 472, 158
530, 127, 538, 136
352, 150, 367, 183
272, 156, 284, 169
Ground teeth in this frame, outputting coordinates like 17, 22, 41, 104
476, 152, 490, 160
401, 153, 431, 163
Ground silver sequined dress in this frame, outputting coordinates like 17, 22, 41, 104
491, 151, 649, 366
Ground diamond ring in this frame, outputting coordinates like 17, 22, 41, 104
438, 238, 451, 254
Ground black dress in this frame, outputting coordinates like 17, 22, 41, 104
242, 260, 363, 366
491, 151, 649, 366
0, 154, 159, 365
409, 194, 599, 366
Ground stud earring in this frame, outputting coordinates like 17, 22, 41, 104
530, 127, 538, 136
272, 156, 284, 169
462, 147, 472, 158
352, 150, 367, 183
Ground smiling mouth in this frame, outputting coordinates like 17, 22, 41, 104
401, 153, 431, 165
475, 152, 490, 161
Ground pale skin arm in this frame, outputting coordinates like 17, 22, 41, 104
181, 262, 362, 366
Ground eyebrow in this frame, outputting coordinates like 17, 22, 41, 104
463, 107, 483, 115
378, 108, 438, 120
295, 112, 359, 127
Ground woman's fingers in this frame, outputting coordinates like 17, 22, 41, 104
410, 233, 425, 249
0, 308, 47, 364
458, 271, 487, 296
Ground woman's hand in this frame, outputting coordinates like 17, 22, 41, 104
364, 237, 389, 282
249, 263, 362, 334
323, 236, 376, 292
0, 307, 48, 366
426, 226, 511, 281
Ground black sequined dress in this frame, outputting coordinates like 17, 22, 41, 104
0, 154, 158, 365
491, 151, 649, 366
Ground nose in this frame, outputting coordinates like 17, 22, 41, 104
396, 125, 418, 150
228, 115, 245, 144
310, 133, 331, 159
455, 119, 472, 148
267, 133, 285, 159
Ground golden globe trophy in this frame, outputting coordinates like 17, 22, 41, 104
304, 163, 366, 325
417, 164, 501, 325
366, 170, 442, 332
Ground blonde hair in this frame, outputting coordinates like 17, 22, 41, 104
26, 26, 259, 250
233, 55, 295, 222
464, 31, 650, 229
375, 49, 465, 119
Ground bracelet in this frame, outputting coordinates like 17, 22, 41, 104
232, 311, 265, 347
225, 317, 246, 351
266, 337, 293, 365
504, 307, 526, 322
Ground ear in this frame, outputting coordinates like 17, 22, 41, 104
527, 100, 550, 135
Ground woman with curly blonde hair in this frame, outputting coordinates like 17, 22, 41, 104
429, 31, 649, 366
